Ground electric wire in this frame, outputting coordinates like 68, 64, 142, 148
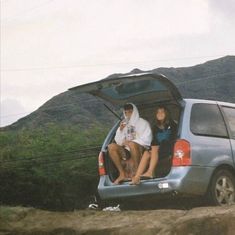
0, 71, 234, 119
0, 145, 102, 164
1, 153, 98, 167
0, 155, 97, 176
2, 55, 233, 72
0, 96, 111, 119
175, 71, 235, 85
0, 154, 100, 174
0, 70, 234, 170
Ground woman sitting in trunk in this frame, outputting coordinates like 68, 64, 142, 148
130, 105, 177, 185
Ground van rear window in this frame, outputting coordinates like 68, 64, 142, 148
222, 106, 235, 139
190, 103, 228, 138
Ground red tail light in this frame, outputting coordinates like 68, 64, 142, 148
172, 139, 191, 166
98, 152, 106, 176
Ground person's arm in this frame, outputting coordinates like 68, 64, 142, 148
114, 122, 126, 145
151, 126, 159, 146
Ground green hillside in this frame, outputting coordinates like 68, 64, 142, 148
0, 124, 108, 210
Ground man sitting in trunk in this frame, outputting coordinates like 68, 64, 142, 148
108, 103, 152, 184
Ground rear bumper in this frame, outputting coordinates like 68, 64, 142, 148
98, 166, 214, 200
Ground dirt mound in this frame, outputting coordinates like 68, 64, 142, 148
1, 205, 235, 235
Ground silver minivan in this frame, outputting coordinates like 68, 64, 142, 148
70, 72, 235, 206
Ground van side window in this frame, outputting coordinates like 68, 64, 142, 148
222, 106, 235, 139
190, 103, 228, 138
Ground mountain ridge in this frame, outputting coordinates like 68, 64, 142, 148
2, 55, 235, 131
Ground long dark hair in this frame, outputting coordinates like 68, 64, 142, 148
155, 105, 170, 127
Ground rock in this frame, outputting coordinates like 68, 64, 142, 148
1, 205, 235, 234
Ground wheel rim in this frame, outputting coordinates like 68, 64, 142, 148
215, 176, 235, 205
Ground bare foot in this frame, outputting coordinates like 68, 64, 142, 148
113, 175, 126, 185
130, 176, 140, 185
141, 171, 154, 179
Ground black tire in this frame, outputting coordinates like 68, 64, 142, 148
207, 169, 235, 206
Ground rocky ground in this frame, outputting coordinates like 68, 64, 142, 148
1, 204, 235, 235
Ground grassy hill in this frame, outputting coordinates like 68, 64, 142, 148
0, 55, 234, 211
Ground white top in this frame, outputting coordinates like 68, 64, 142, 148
114, 103, 152, 147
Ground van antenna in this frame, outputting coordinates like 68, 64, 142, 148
103, 103, 122, 121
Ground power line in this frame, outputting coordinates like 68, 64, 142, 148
0, 112, 32, 119
0, 143, 102, 154
0, 99, 101, 118
0, 154, 99, 172
0, 151, 100, 168
175, 71, 235, 86
0, 98, 118, 119
1, 55, 231, 72
0, 92, 109, 118
3, 154, 97, 167
1, 72, 234, 166
1, 71, 234, 119
0, 146, 102, 164
0, 163, 99, 178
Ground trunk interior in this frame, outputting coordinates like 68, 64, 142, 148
104, 101, 181, 183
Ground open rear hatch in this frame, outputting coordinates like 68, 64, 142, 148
69, 72, 182, 180
69, 72, 182, 106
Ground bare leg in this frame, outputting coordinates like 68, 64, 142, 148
142, 146, 159, 178
127, 142, 143, 172
108, 143, 126, 184
130, 150, 150, 185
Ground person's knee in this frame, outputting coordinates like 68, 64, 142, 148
127, 141, 139, 150
128, 142, 143, 155
108, 143, 119, 153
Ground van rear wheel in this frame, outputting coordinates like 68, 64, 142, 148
208, 169, 235, 206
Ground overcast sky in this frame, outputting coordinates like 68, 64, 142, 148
1, 0, 235, 127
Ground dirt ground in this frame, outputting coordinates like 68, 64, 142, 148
1, 204, 235, 235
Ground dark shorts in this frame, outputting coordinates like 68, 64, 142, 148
158, 141, 173, 159
113, 142, 145, 160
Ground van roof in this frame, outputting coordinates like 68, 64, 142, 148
184, 98, 235, 107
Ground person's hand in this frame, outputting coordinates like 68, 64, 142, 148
123, 140, 130, 146
119, 121, 127, 131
